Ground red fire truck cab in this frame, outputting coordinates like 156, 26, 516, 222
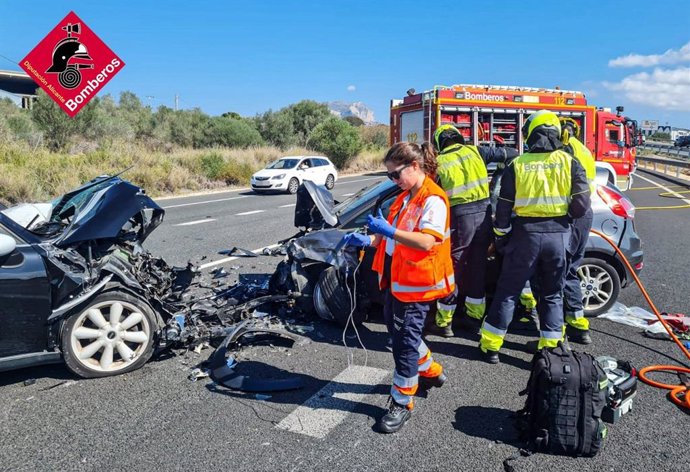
390, 84, 640, 177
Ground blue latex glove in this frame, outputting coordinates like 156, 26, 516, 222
342, 232, 371, 247
366, 209, 396, 239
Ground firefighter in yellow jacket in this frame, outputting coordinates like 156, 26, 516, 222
561, 118, 596, 344
479, 111, 591, 363
343, 141, 454, 433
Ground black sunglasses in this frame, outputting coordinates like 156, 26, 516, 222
387, 163, 411, 181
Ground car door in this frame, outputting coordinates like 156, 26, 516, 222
299, 158, 318, 183
0, 220, 52, 357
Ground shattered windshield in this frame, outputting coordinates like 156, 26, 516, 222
267, 159, 299, 170
50, 176, 116, 223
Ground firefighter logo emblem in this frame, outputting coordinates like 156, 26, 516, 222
45, 22, 93, 89
21, 11, 125, 117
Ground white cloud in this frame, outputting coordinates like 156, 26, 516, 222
346, 85, 356, 92
603, 67, 690, 111
609, 41, 690, 67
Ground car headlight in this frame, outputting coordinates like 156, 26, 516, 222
272, 174, 286, 180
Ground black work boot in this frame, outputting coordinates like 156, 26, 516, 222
457, 315, 482, 334
566, 326, 592, 345
425, 323, 454, 338
377, 397, 412, 433
479, 348, 500, 364
419, 372, 447, 390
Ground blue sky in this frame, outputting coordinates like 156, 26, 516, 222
1, 1, 689, 127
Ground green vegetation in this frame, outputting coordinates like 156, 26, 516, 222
0, 91, 390, 204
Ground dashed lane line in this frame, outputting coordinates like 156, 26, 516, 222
279, 203, 296, 208
162, 195, 248, 209
198, 243, 281, 270
235, 210, 265, 216
275, 365, 389, 439
174, 218, 216, 226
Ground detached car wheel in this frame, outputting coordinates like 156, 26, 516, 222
288, 178, 300, 194
61, 291, 158, 378
314, 267, 365, 327
579, 258, 621, 317
325, 174, 335, 190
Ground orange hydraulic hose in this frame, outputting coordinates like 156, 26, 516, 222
589, 228, 690, 410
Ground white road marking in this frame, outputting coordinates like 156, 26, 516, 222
174, 218, 216, 226
635, 173, 690, 205
235, 210, 265, 216
276, 365, 389, 439
162, 195, 248, 209
198, 243, 281, 270
341, 193, 354, 197
279, 203, 296, 208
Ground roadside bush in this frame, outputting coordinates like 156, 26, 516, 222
309, 117, 363, 168
359, 124, 389, 149
253, 109, 298, 149
201, 117, 264, 148
200, 152, 226, 180
218, 160, 255, 185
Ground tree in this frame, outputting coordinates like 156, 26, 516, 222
253, 109, 298, 149
221, 111, 242, 120
286, 100, 331, 146
343, 116, 365, 127
309, 117, 363, 168
201, 116, 264, 148
359, 124, 389, 149
30, 89, 100, 150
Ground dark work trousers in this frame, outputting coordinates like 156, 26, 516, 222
383, 290, 431, 380
437, 204, 492, 325
563, 209, 593, 329
480, 228, 570, 352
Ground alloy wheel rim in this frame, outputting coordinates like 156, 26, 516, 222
69, 300, 151, 372
578, 264, 613, 312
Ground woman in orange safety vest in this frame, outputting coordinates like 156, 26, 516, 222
342, 141, 455, 433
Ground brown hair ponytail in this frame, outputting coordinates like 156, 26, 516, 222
384, 141, 438, 178
421, 142, 438, 180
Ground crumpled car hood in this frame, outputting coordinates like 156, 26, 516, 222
294, 180, 337, 228
53, 177, 164, 247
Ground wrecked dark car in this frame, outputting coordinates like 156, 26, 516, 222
0, 175, 298, 379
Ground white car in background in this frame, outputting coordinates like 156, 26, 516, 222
250, 156, 338, 194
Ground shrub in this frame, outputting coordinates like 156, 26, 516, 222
200, 152, 225, 179
309, 117, 363, 168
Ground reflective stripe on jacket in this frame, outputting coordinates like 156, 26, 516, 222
436, 144, 489, 207
372, 176, 455, 302
568, 138, 596, 194
513, 150, 573, 217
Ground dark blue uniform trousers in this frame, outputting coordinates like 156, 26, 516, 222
480, 227, 570, 352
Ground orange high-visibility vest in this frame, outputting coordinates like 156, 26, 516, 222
372, 176, 455, 303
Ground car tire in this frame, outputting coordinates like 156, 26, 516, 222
288, 178, 300, 194
61, 290, 158, 378
313, 266, 365, 327
579, 258, 621, 317
325, 174, 335, 190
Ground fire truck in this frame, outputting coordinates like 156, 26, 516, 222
390, 84, 641, 177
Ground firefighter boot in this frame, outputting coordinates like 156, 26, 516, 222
479, 347, 500, 364
377, 397, 412, 433
566, 325, 592, 345
419, 372, 448, 390
425, 323, 454, 338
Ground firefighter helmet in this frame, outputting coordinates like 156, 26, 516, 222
46, 38, 92, 73
521, 110, 561, 141
433, 124, 464, 150
560, 117, 581, 139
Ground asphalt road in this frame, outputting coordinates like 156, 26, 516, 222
1, 170, 689, 472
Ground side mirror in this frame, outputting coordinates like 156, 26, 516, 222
0, 234, 17, 257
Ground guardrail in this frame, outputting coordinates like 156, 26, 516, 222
636, 154, 690, 180
639, 143, 690, 159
